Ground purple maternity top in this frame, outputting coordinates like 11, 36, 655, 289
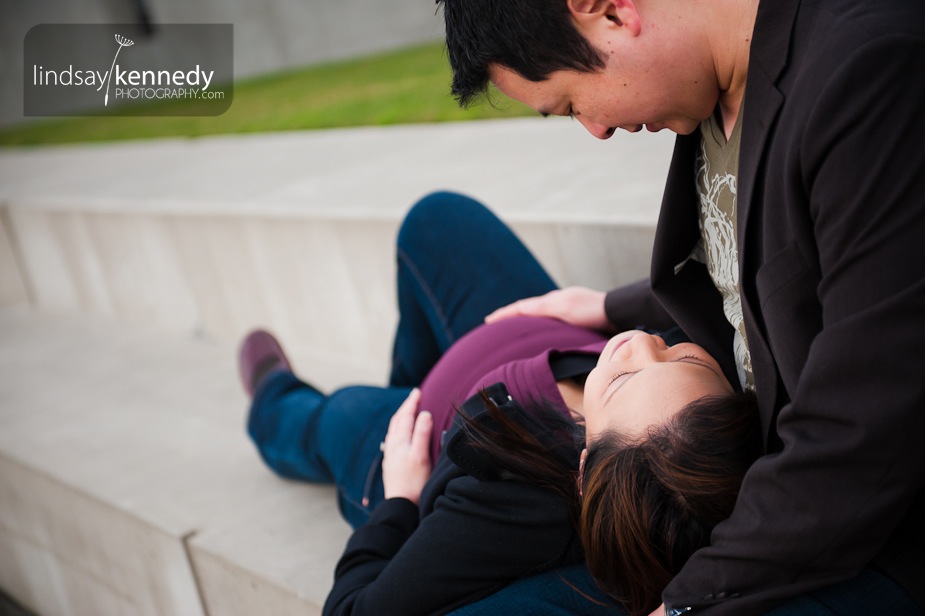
417, 316, 609, 462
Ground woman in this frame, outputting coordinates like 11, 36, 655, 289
440, 328, 760, 616
239, 192, 759, 615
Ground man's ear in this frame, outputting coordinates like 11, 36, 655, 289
567, 0, 641, 37
567, 0, 609, 15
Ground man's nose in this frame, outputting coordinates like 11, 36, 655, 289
577, 116, 615, 140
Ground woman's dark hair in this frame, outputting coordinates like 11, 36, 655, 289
436, 0, 608, 107
458, 387, 761, 616
459, 391, 585, 512
580, 391, 762, 616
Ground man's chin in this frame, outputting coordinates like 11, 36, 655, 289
671, 120, 702, 135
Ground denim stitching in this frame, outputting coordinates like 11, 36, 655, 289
397, 245, 457, 347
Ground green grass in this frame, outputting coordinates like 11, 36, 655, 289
0, 42, 534, 147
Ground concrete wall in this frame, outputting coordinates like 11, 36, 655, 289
0, 207, 29, 306
0, 0, 443, 126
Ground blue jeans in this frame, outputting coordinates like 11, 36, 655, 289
247, 191, 557, 528
448, 566, 922, 616
765, 567, 922, 615
389, 190, 557, 386
446, 564, 623, 616
249, 372, 411, 529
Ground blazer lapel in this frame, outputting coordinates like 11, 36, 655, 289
651, 133, 702, 288
738, 0, 799, 439
738, 0, 797, 255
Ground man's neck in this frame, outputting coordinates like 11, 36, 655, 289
709, 0, 759, 139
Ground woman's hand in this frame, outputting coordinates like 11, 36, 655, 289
382, 388, 434, 505
484, 286, 611, 331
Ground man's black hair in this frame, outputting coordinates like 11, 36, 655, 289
438, 0, 608, 107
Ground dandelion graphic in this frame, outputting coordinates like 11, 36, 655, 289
99, 34, 134, 106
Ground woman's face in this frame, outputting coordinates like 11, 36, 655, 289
583, 331, 733, 442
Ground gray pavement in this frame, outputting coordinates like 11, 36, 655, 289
0, 117, 674, 224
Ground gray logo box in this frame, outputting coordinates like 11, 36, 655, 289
24, 24, 233, 117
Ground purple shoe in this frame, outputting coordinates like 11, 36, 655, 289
238, 329, 293, 398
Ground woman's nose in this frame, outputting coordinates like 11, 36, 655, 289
626, 332, 669, 358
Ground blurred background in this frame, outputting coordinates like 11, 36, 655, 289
0, 0, 533, 145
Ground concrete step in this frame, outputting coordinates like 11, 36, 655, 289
0, 307, 351, 616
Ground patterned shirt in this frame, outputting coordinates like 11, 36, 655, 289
691, 110, 755, 390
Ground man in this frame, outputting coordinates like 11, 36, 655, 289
437, 0, 925, 613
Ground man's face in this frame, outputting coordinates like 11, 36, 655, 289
488, 15, 719, 139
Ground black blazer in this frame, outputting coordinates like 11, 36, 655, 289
606, 0, 925, 612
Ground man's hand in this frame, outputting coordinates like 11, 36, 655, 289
382, 388, 433, 505
484, 286, 611, 331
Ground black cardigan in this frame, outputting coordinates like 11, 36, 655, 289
323, 383, 585, 616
